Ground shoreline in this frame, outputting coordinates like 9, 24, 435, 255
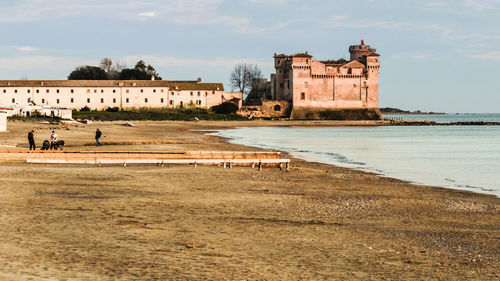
206, 125, 500, 199
0, 120, 498, 280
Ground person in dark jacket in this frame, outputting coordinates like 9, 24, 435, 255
28, 130, 35, 150
95, 129, 102, 146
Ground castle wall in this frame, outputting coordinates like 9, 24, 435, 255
273, 41, 380, 119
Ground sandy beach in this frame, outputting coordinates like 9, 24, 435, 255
0, 120, 498, 280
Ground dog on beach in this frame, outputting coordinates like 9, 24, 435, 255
41, 139, 65, 150
41, 140, 50, 150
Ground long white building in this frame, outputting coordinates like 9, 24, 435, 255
0, 80, 242, 110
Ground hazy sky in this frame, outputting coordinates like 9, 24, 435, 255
0, 0, 498, 112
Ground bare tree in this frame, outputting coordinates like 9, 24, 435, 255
230, 63, 263, 96
99, 58, 113, 73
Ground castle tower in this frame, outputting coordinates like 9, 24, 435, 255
349, 40, 376, 62
365, 52, 380, 108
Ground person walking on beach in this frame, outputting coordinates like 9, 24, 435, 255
27, 130, 35, 150
95, 129, 102, 146
50, 131, 58, 150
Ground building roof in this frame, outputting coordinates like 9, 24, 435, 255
168, 82, 224, 91
342, 60, 365, 68
0, 80, 224, 91
364, 52, 380, 57
0, 80, 170, 87
321, 58, 349, 66
292, 52, 312, 58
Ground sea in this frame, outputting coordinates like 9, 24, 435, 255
212, 113, 500, 197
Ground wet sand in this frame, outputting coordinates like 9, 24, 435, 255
0, 120, 498, 280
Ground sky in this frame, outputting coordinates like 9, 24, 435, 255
0, 0, 499, 113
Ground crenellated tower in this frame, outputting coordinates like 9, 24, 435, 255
349, 40, 377, 62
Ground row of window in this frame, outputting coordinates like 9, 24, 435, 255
12, 98, 204, 105
2, 89, 215, 95
2, 88, 169, 94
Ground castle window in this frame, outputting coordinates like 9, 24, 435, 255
2, 89, 5, 93
126, 89, 129, 93
113, 98, 116, 103
71, 89, 74, 93
190, 92, 193, 96
126, 98, 129, 103
46, 89, 49, 93
171, 92, 174, 95
71, 98, 74, 103
101, 89, 104, 93
56, 99, 60, 104
42, 98, 45, 103
169, 100, 173, 105
141, 89, 144, 93
36, 89, 39, 93
274, 105, 281, 111
197, 92, 200, 96
12, 98, 15, 103
160, 89, 164, 93
101, 98, 104, 103
161, 98, 164, 103
27, 89, 30, 93
145, 98, 148, 103
113, 89, 116, 93
87, 89, 90, 93
87, 98, 90, 103
56, 89, 60, 93
153, 89, 156, 93
301, 92, 305, 100
94, 89, 97, 93
190, 100, 194, 105
196, 100, 201, 105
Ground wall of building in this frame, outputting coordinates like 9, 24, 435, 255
0, 111, 6, 132
239, 100, 291, 118
273, 41, 380, 119
0, 80, 236, 111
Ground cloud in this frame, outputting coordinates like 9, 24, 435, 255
0, 56, 97, 71
425, 1, 449, 6
248, 0, 288, 5
13, 46, 39, 52
392, 54, 433, 60
138, 11, 156, 18
469, 51, 500, 61
120, 55, 272, 68
464, 0, 499, 11
0, 55, 272, 73
0, 0, 248, 29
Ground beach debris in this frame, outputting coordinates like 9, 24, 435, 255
77, 119, 93, 124
123, 122, 136, 127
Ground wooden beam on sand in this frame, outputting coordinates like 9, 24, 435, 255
1, 151, 282, 161
26, 158, 290, 170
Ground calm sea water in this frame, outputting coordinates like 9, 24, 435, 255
213, 114, 500, 197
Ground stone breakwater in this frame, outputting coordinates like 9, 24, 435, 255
386, 120, 500, 126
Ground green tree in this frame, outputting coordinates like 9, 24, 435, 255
68, 66, 107, 80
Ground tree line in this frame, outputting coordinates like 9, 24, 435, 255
68, 58, 162, 80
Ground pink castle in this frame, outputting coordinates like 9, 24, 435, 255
246, 40, 381, 119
